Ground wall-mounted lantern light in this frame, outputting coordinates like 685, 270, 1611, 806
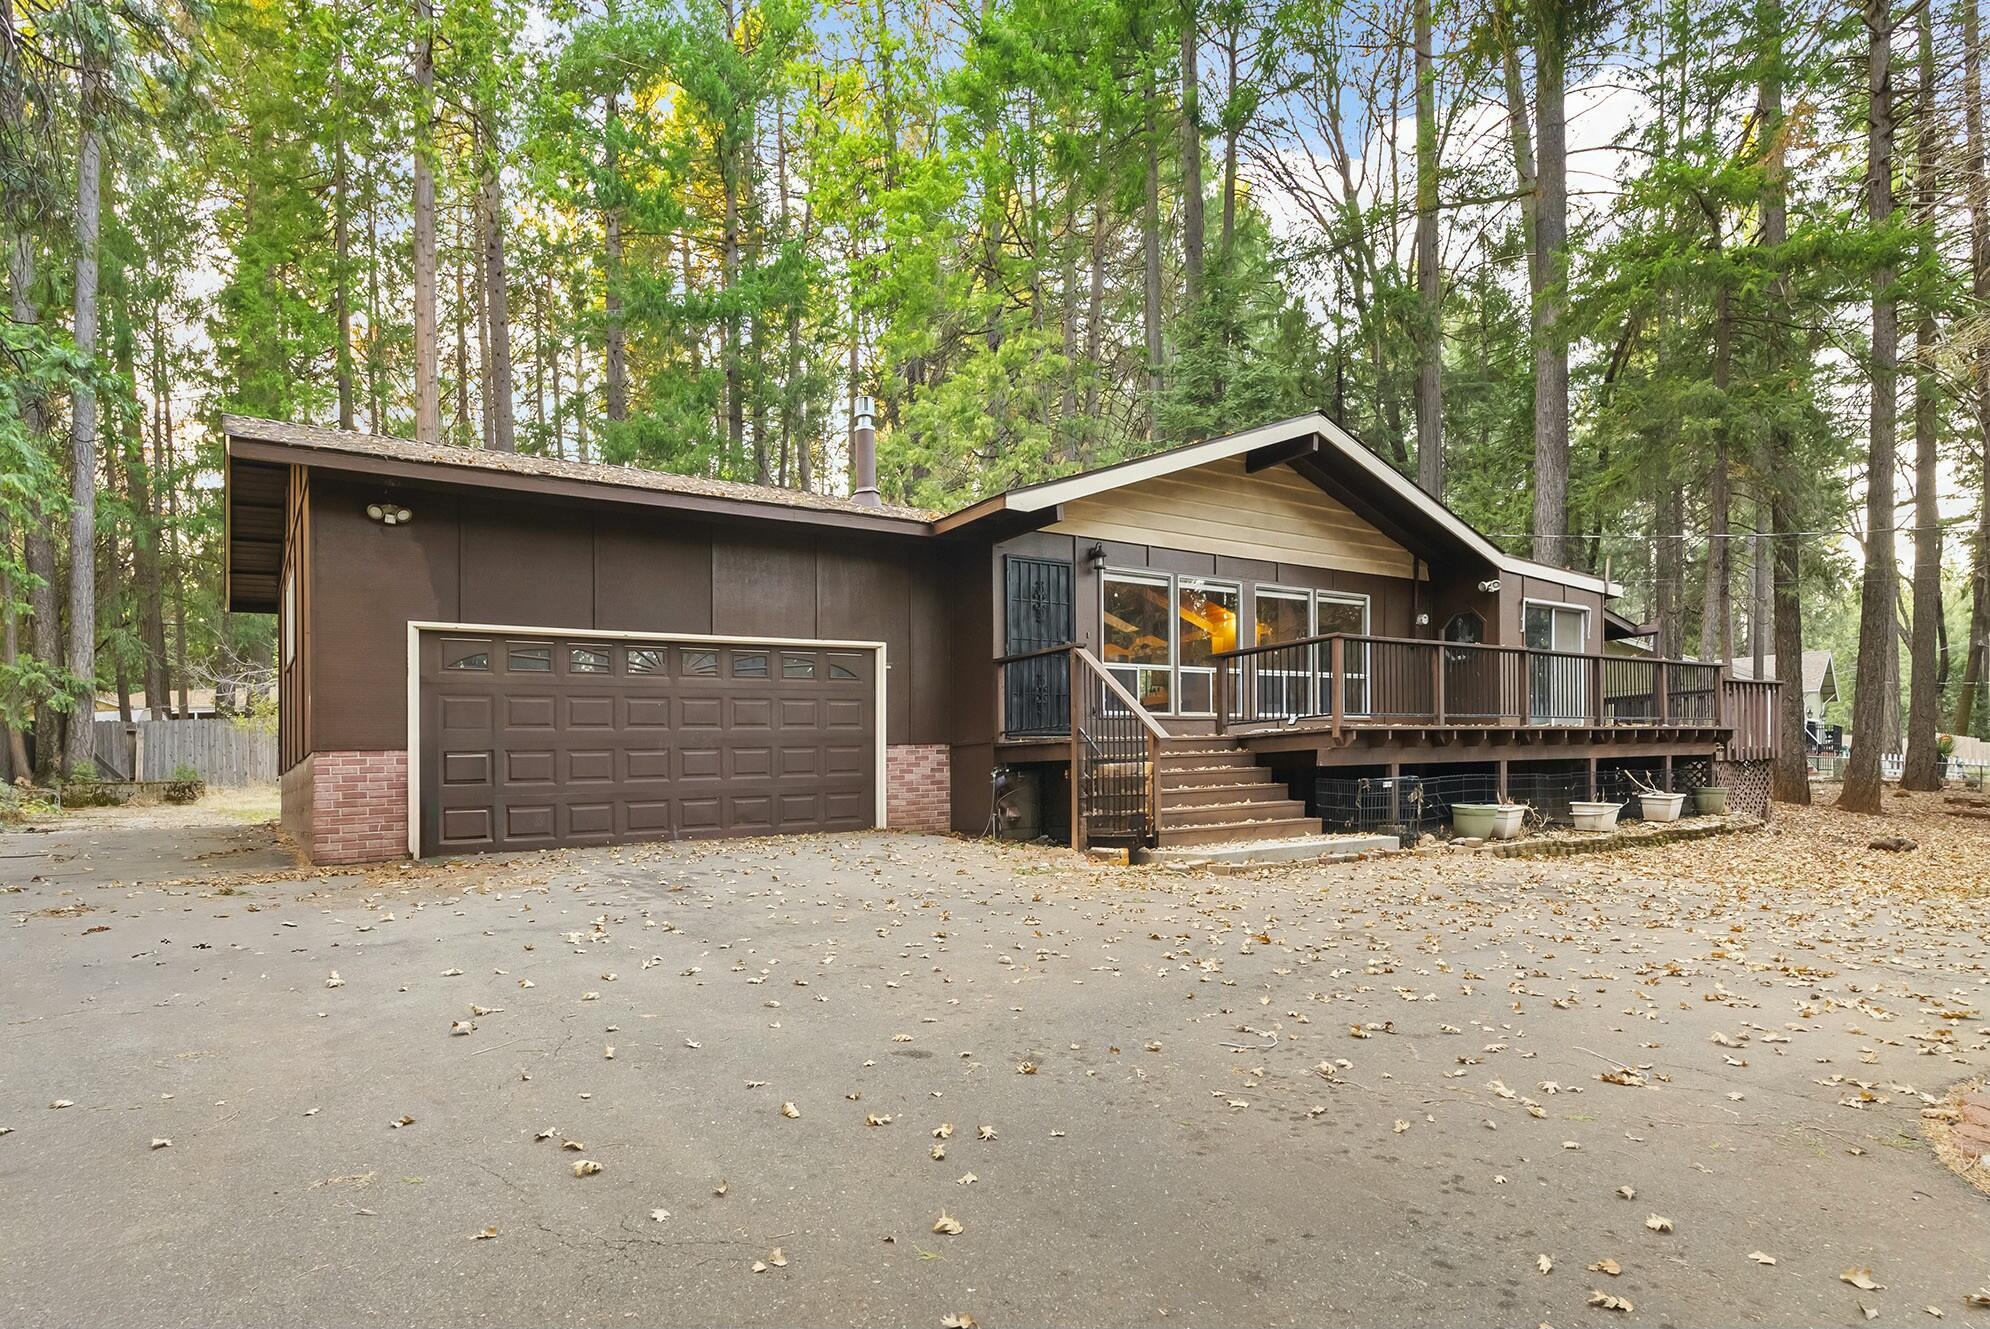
366, 502, 414, 526
1477, 578, 1501, 593
1085, 543, 1107, 572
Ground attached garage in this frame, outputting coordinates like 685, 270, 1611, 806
413, 627, 882, 855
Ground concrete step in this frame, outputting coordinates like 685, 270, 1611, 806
1136, 833, 1400, 867
1160, 781, 1294, 809
1159, 764, 1281, 789
1156, 815, 1323, 847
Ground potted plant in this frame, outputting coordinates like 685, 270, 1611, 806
1626, 772, 1685, 823
1452, 802, 1526, 841
1569, 799, 1624, 832
1692, 785, 1728, 815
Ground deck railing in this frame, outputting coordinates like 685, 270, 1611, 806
1722, 677, 1779, 760
997, 643, 1163, 850
1211, 633, 1732, 735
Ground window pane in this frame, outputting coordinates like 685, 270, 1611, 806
507, 644, 552, 672
682, 649, 718, 677
1177, 582, 1238, 667
782, 653, 817, 679
734, 651, 769, 678
1554, 608, 1584, 653
1524, 605, 1553, 650
1316, 595, 1366, 635
1254, 591, 1309, 645
1103, 575, 1170, 667
570, 646, 611, 673
627, 648, 664, 674
443, 638, 490, 671
828, 654, 862, 680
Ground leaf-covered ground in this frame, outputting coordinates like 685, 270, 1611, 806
2, 792, 1987, 1327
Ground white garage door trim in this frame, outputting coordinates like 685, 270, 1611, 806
404, 621, 889, 858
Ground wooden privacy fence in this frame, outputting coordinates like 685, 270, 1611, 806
93, 718, 279, 785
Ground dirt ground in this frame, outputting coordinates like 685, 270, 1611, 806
2, 787, 1987, 1328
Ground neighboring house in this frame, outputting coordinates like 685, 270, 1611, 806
1726, 652, 1837, 725
94, 690, 222, 722
222, 412, 1780, 865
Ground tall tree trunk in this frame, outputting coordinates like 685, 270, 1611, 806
1655, 482, 1683, 659
1084, 189, 1107, 428
1902, 2, 1945, 786
366, 186, 384, 432
1180, 0, 1204, 308
1701, 265, 1733, 663
9, 226, 61, 780
1960, 0, 1990, 737
143, 311, 171, 707
1142, 65, 1164, 440
1751, 511, 1770, 674
1843, 0, 1900, 814
454, 205, 471, 438
63, 111, 103, 777
332, 0, 355, 430
1529, 5, 1570, 567
412, 0, 440, 445
1412, 0, 1442, 497
480, 107, 516, 453
1220, 17, 1239, 261
473, 172, 493, 449
1759, 0, 1810, 801
603, 91, 628, 424
573, 338, 590, 462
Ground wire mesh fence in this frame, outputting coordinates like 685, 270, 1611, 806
1314, 761, 1720, 838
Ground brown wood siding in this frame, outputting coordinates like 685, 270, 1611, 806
279, 466, 310, 771
305, 474, 950, 754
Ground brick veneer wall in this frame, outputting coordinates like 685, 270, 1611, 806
886, 743, 951, 833
280, 754, 315, 852
307, 750, 410, 864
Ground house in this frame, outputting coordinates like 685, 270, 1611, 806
222, 411, 1779, 864
1727, 651, 1837, 725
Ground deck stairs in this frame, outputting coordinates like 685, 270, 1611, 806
1153, 736, 1322, 847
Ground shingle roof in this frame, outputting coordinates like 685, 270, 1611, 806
1727, 650, 1836, 698
220, 415, 936, 524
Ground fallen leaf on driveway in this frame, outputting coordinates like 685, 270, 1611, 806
325, 972, 344, 988
1538, 1254, 1553, 1275
1646, 1215, 1673, 1233
977, 1125, 996, 1141
1588, 1291, 1634, 1313
650, 1209, 670, 1222
941, 1315, 978, 1328
150, 1138, 171, 1150
933, 1123, 953, 1139
768, 1247, 788, 1268
957, 1172, 977, 1186
450, 1021, 474, 1036
1616, 1186, 1635, 1200
470, 1226, 498, 1240
781, 1102, 800, 1119
1588, 1259, 1622, 1277
866, 1114, 893, 1127
572, 1160, 602, 1177
713, 1180, 729, 1196
48, 1100, 73, 1110
1748, 1251, 1777, 1265
932, 1210, 963, 1235
1842, 1269, 1885, 1291
392, 1115, 415, 1128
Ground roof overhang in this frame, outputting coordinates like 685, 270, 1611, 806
225, 454, 287, 614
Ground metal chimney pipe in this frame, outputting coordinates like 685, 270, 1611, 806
851, 394, 880, 506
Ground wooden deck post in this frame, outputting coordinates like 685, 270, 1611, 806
1585, 755, 1598, 803
1662, 753, 1673, 793
1068, 649, 1084, 852
1387, 761, 1402, 828
1329, 636, 1345, 740
1656, 660, 1669, 725
1496, 756, 1509, 803
1430, 643, 1444, 725
1214, 660, 1229, 736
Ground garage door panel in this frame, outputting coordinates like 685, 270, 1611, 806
506, 695, 556, 729
421, 631, 877, 855
567, 749, 614, 782
566, 695, 616, 728
442, 751, 490, 785
505, 804, 556, 839
625, 695, 671, 728
506, 750, 555, 784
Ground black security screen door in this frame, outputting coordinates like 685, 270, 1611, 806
1004, 555, 1074, 734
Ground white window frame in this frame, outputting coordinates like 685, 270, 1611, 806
1521, 598, 1592, 725
1099, 569, 1176, 714
1314, 589, 1371, 717
1251, 585, 1316, 718
281, 570, 297, 666
1175, 575, 1241, 717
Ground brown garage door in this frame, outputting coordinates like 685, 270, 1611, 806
417, 632, 877, 855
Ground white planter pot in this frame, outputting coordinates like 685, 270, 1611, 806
1452, 803, 1526, 841
1638, 792, 1686, 823
1570, 800, 1623, 832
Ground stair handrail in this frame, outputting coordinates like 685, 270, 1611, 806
1067, 646, 1165, 852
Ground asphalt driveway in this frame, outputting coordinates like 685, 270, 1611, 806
3, 798, 1988, 1327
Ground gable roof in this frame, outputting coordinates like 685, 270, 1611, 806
1728, 650, 1837, 699
935, 412, 1620, 596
